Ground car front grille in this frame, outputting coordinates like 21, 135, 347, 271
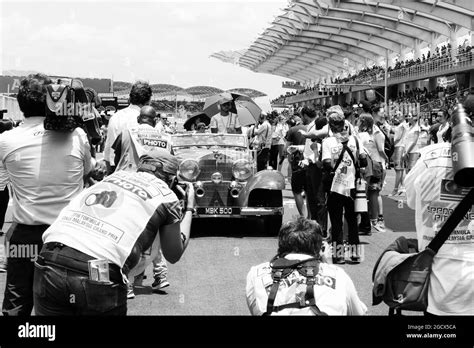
196, 182, 239, 207
197, 154, 233, 182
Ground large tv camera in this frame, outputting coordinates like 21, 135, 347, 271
44, 78, 102, 145
451, 100, 474, 187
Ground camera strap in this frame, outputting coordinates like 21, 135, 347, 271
427, 187, 474, 254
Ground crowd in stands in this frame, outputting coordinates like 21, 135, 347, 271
150, 100, 204, 113
271, 42, 472, 104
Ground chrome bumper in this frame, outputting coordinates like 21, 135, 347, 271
193, 206, 283, 218
240, 207, 284, 216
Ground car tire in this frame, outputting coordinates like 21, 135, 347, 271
263, 215, 283, 236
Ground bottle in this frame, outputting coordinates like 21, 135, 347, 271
354, 179, 368, 213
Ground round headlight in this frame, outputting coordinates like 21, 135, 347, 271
178, 159, 200, 181
232, 159, 252, 181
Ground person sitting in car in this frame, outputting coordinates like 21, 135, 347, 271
210, 98, 242, 134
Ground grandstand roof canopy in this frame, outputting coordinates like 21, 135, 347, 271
113, 82, 266, 99
151, 84, 185, 95
227, 88, 267, 98
213, 0, 473, 82
184, 86, 224, 97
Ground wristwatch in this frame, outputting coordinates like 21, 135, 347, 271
186, 207, 196, 214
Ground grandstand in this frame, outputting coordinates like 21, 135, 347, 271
212, 0, 473, 114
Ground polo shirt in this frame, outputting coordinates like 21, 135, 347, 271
104, 104, 141, 165
0, 117, 92, 225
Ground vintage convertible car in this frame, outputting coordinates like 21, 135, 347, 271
170, 133, 285, 235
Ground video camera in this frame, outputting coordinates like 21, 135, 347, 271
169, 177, 189, 216
44, 78, 102, 145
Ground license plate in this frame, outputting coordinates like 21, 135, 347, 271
197, 207, 239, 215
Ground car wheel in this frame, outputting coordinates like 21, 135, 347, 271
263, 215, 283, 236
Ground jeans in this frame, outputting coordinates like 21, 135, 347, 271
327, 191, 360, 250
269, 145, 279, 170
2, 224, 47, 316
33, 244, 127, 316
152, 250, 168, 280
257, 148, 270, 171
305, 163, 327, 234
0, 186, 9, 231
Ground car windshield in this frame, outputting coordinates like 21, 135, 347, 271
171, 133, 247, 148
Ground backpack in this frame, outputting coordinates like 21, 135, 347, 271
264, 256, 328, 316
377, 123, 394, 159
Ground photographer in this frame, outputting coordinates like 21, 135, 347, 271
112, 105, 172, 295
33, 149, 194, 315
0, 73, 92, 316
246, 217, 367, 315
405, 104, 473, 315
322, 110, 362, 264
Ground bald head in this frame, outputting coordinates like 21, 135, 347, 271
137, 106, 157, 126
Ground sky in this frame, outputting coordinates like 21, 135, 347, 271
0, 0, 291, 106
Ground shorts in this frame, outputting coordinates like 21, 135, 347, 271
291, 169, 306, 194
392, 147, 405, 170
406, 153, 421, 170
367, 166, 386, 192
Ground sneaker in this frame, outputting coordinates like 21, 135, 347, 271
152, 278, 170, 290
371, 219, 381, 233
389, 189, 398, 197
358, 226, 372, 236
376, 219, 386, 233
127, 288, 135, 299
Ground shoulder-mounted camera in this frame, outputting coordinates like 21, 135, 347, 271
45, 78, 102, 145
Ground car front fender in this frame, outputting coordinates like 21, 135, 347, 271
238, 170, 285, 206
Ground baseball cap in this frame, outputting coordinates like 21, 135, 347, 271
327, 105, 345, 132
138, 148, 179, 178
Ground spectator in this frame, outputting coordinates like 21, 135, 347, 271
0, 73, 93, 316
405, 126, 473, 315
268, 116, 280, 170
435, 109, 450, 143
245, 217, 367, 315
0, 119, 15, 273
104, 81, 153, 174
358, 115, 388, 234
252, 113, 272, 171
390, 112, 408, 196
210, 99, 242, 134
403, 113, 421, 173
298, 107, 327, 235
322, 108, 362, 263
285, 116, 307, 217
33, 149, 194, 315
